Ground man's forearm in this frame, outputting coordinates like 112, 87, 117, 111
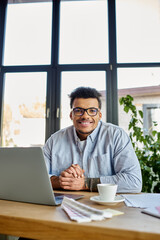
50, 175, 61, 189
84, 178, 100, 192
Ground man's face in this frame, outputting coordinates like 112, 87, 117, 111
70, 98, 102, 140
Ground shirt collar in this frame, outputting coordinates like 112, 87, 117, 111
73, 120, 102, 144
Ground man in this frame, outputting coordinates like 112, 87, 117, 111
43, 87, 142, 193
18, 87, 142, 240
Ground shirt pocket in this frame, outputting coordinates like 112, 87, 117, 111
88, 152, 113, 178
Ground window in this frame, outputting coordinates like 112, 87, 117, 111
116, 0, 160, 63
59, 0, 108, 64
143, 104, 160, 133
118, 68, 160, 133
3, 1, 52, 65
2, 72, 47, 146
0, 0, 160, 146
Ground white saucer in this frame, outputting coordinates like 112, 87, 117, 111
90, 195, 125, 206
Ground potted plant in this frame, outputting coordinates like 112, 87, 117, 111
119, 95, 160, 193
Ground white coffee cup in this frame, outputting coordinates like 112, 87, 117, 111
97, 183, 118, 202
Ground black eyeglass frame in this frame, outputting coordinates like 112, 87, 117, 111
72, 107, 99, 116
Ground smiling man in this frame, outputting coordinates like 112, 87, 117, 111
43, 87, 142, 193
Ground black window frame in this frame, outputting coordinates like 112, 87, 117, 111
0, 0, 160, 145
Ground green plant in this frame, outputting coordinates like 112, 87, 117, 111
119, 95, 160, 193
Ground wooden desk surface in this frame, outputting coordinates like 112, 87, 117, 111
0, 191, 159, 240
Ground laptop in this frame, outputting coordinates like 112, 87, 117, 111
0, 147, 84, 206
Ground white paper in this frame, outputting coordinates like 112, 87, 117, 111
121, 193, 160, 208
61, 204, 91, 223
61, 196, 112, 222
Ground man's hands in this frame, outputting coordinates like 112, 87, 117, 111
59, 164, 85, 190
50, 164, 89, 190
50, 165, 99, 191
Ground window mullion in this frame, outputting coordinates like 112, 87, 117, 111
108, 0, 118, 125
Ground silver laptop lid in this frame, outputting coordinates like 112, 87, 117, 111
0, 147, 57, 206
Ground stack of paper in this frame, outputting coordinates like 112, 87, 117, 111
121, 193, 160, 218
121, 193, 160, 208
61, 197, 112, 222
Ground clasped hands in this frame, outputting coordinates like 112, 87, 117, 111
59, 164, 85, 190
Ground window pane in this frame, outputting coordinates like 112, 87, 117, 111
118, 68, 160, 133
61, 71, 106, 129
2, 72, 47, 147
3, 1, 52, 65
143, 104, 160, 133
59, 0, 108, 64
116, 0, 160, 63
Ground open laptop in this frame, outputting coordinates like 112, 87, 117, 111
0, 147, 84, 206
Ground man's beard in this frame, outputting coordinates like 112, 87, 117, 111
77, 129, 94, 135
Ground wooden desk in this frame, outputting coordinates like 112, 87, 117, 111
0, 191, 159, 240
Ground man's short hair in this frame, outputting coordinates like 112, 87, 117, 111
69, 87, 102, 109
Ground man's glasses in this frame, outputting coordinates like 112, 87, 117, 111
72, 107, 99, 116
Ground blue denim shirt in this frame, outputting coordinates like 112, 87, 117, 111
43, 121, 142, 193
